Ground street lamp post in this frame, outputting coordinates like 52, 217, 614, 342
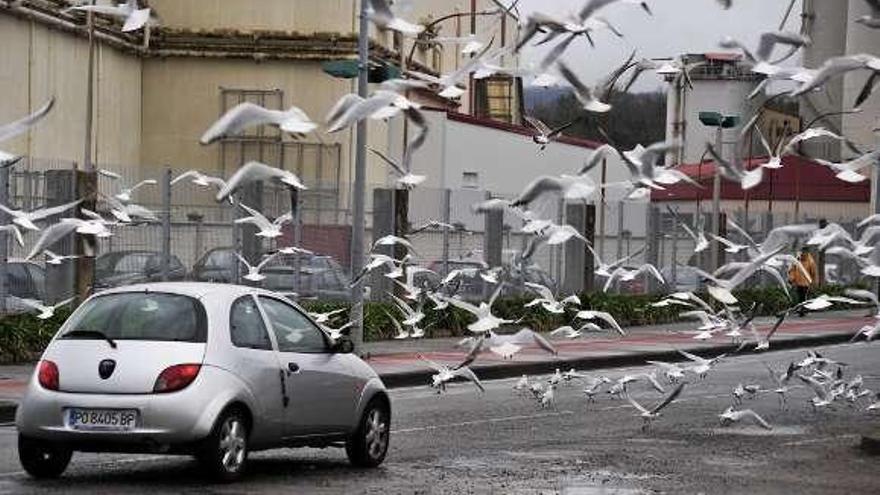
349, 0, 370, 353
699, 111, 740, 272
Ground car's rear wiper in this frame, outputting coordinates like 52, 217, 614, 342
64, 330, 117, 349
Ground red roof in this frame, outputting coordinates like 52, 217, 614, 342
652, 155, 871, 202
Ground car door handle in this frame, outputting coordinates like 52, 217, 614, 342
288, 362, 300, 373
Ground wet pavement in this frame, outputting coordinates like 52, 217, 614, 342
0, 341, 878, 494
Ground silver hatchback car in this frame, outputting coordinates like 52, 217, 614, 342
15, 282, 390, 481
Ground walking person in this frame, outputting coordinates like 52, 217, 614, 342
789, 246, 818, 317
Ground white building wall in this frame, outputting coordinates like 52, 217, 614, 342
666, 78, 756, 165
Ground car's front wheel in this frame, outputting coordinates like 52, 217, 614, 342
18, 435, 72, 479
197, 408, 249, 482
346, 398, 390, 468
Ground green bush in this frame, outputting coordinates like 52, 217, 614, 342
0, 285, 855, 363
0, 310, 71, 364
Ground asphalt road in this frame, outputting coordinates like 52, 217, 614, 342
0, 342, 879, 494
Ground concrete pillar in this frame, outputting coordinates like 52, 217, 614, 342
239, 182, 264, 266
44, 170, 78, 302
484, 207, 503, 269
371, 188, 394, 301
563, 203, 586, 295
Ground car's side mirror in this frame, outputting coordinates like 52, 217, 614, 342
333, 336, 355, 354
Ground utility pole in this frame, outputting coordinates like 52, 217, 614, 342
349, 0, 369, 353
75, 6, 98, 304
699, 111, 739, 272
710, 126, 722, 272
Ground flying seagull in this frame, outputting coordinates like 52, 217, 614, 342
216, 161, 307, 202
200, 102, 317, 145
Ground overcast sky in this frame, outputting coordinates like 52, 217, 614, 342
517, 0, 803, 92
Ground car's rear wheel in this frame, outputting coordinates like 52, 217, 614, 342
197, 409, 249, 482
18, 435, 72, 479
346, 398, 389, 468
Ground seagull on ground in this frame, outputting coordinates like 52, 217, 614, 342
625, 382, 686, 431
718, 407, 772, 430
678, 350, 725, 379
418, 354, 484, 394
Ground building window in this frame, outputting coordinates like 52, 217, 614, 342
474, 76, 517, 124
462, 172, 479, 189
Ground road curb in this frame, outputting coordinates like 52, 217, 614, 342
377, 332, 855, 389
0, 401, 16, 424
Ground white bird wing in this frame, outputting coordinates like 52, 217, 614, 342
509, 329, 557, 355
417, 354, 446, 373
444, 295, 482, 316
200, 102, 279, 145
235, 203, 273, 231
453, 366, 485, 392
368, 147, 406, 177
234, 252, 254, 271
52, 297, 76, 311
122, 7, 151, 32
26, 221, 79, 260
0, 97, 55, 143
524, 281, 555, 301
524, 115, 552, 136
216, 161, 276, 202
171, 170, 200, 185
626, 394, 650, 414
28, 200, 81, 222
255, 251, 280, 271
678, 349, 708, 364
651, 382, 686, 414
740, 409, 772, 429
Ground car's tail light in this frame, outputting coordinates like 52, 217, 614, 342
38, 360, 59, 391
153, 364, 201, 393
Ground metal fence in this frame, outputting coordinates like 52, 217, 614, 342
0, 158, 870, 315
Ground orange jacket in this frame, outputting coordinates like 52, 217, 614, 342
789, 253, 818, 288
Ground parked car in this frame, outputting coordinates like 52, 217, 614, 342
15, 282, 390, 481
95, 251, 186, 289
2, 260, 48, 312
191, 248, 350, 301
660, 265, 701, 293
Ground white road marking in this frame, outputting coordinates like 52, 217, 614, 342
392, 410, 574, 434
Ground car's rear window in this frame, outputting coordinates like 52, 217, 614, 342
60, 292, 207, 342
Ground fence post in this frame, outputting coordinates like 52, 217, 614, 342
0, 167, 8, 313
562, 203, 586, 295
289, 186, 301, 294
645, 206, 661, 294
671, 212, 679, 290
441, 188, 451, 277
584, 203, 596, 293
161, 167, 172, 281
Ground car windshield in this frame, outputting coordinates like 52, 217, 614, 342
60, 292, 207, 342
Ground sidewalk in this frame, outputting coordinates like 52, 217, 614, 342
0, 310, 869, 422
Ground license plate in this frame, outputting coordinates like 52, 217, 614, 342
67, 408, 138, 431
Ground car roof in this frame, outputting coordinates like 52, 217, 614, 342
95, 282, 280, 300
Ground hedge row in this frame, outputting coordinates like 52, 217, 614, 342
0, 285, 852, 363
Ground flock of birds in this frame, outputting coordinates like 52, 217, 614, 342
2, 0, 880, 430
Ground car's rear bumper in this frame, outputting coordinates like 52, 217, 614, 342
15, 366, 244, 450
